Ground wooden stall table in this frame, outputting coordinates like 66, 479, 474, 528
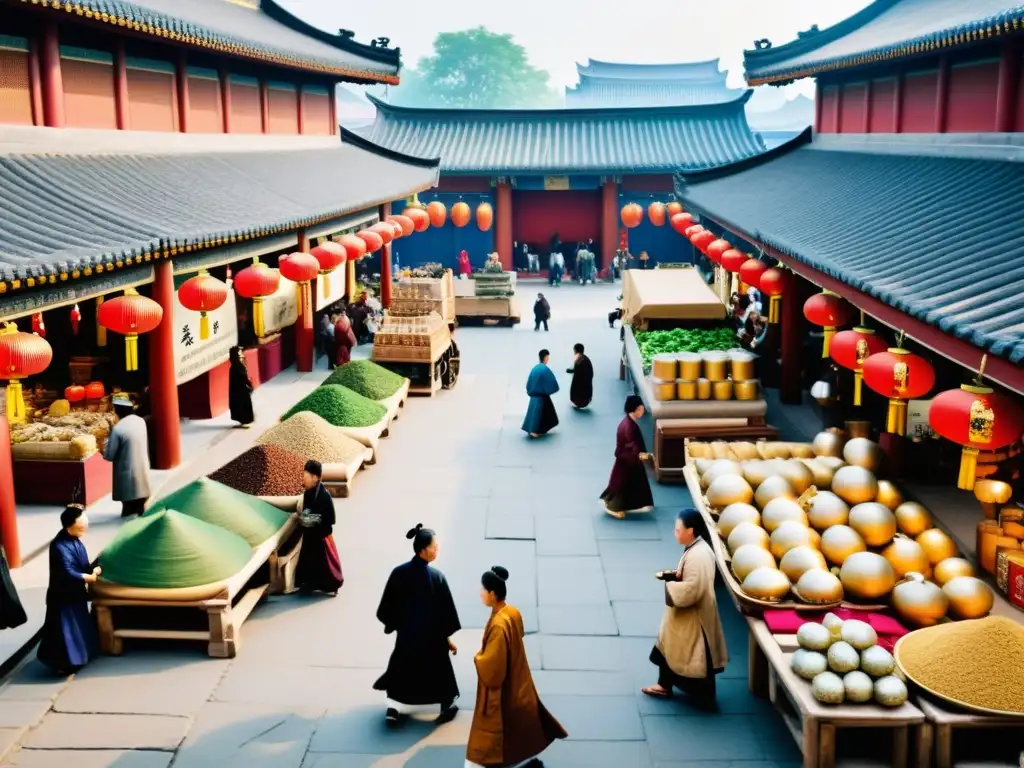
747, 618, 925, 768
915, 695, 1024, 768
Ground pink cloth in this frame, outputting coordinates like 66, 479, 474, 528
762, 609, 909, 651
458, 250, 471, 276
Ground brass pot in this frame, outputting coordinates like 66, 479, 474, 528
821, 524, 867, 566
942, 576, 994, 619
702, 352, 728, 382
812, 431, 846, 459
894, 502, 933, 537
807, 491, 850, 531
916, 528, 958, 566
891, 572, 948, 627
651, 354, 678, 381
875, 480, 904, 511
932, 557, 974, 586
696, 378, 712, 400
729, 350, 756, 381
652, 378, 676, 402
712, 380, 734, 401
848, 502, 898, 547
676, 379, 697, 400
839, 551, 896, 600
734, 380, 759, 401
845, 420, 872, 440
676, 353, 701, 381
831, 466, 879, 505
843, 437, 883, 472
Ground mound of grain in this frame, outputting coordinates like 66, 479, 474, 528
323, 360, 406, 400
257, 411, 369, 463
282, 385, 386, 428
209, 445, 306, 497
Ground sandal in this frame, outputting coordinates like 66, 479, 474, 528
605, 508, 627, 520
642, 685, 671, 699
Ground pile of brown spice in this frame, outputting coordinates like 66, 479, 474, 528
209, 445, 306, 497
897, 616, 1024, 713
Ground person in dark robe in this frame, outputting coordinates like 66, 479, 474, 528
374, 524, 461, 726
566, 343, 594, 410
522, 349, 559, 438
37, 506, 99, 674
533, 293, 550, 332
319, 313, 336, 368
295, 460, 343, 596
334, 313, 357, 366
1, 544, 27, 630
228, 346, 254, 428
600, 395, 655, 519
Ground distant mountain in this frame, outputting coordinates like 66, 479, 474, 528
747, 95, 814, 132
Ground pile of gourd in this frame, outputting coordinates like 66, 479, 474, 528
791, 614, 908, 707
696, 432, 995, 624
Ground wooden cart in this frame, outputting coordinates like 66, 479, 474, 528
371, 313, 459, 396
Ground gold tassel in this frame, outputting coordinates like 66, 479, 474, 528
199, 313, 210, 341
125, 334, 139, 372
347, 260, 356, 298
96, 296, 107, 347
822, 326, 835, 358
253, 297, 266, 338
296, 283, 303, 317
769, 295, 781, 324
886, 398, 907, 435
322, 272, 330, 300
958, 447, 980, 491
853, 369, 864, 406
5, 381, 26, 424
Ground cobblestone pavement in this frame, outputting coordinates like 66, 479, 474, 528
0, 282, 802, 767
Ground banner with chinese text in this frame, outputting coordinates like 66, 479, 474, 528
260, 275, 299, 336
173, 279, 239, 384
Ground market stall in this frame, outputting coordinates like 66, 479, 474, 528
372, 312, 459, 396
390, 267, 456, 329
454, 257, 520, 326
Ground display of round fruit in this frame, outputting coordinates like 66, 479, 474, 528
777, 461, 814, 495
791, 648, 828, 680
806, 492, 849, 531
796, 622, 832, 651
843, 437, 883, 472
706, 474, 754, 508
848, 502, 898, 547
817, 456, 846, 471
840, 619, 878, 650
801, 459, 835, 490
761, 497, 808, 533
812, 431, 845, 458
839, 551, 895, 600
793, 569, 844, 604
844, 671, 874, 703
860, 645, 895, 678
882, 535, 930, 579
727, 522, 770, 554
769, 522, 820, 561
831, 466, 879, 505
717, 503, 760, 538
932, 557, 974, 587
874, 675, 908, 707
822, 612, 844, 640
741, 566, 791, 601
874, 480, 904, 511
700, 460, 742, 490
779, 546, 827, 582
891, 572, 948, 627
731, 545, 776, 582
894, 502, 933, 537
916, 528, 958, 566
827, 641, 860, 673
754, 475, 794, 510
942, 576, 994, 620
820, 525, 867, 566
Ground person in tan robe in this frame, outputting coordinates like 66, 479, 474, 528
643, 508, 728, 707
466, 566, 567, 768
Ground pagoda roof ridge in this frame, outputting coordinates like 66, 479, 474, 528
576, 58, 725, 80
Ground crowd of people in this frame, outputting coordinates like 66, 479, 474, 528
317, 291, 383, 369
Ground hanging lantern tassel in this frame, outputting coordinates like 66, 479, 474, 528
769, 295, 781, 323
253, 297, 266, 338
853, 367, 865, 407
5, 381, 25, 423
96, 296, 107, 347
887, 398, 908, 436
321, 272, 331, 300
199, 312, 210, 341
957, 447, 980, 491
296, 282, 304, 318
125, 333, 140, 372
822, 326, 836, 358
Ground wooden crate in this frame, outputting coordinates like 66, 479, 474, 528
654, 419, 779, 483
916, 695, 1024, 768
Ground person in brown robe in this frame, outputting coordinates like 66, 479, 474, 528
334, 313, 357, 367
466, 567, 566, 768
600, 394, 654, 519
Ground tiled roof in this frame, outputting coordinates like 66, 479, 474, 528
675, 132, 1024, 364
565, 77, 741, 108
577, 59, 726, 82
0, 133, 438, 284
9, 0, 400, 82
359, 94, 765, 175
744, 0, 1024, 85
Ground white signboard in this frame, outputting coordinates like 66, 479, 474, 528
260, 275, 299, 336
315, 269, 347, 312
174, 284, 239, 384
907, 399, 937, 441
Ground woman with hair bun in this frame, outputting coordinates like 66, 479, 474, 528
374, 524, 461, 726
466, 566, 566, 768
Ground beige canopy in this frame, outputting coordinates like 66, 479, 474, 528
621, 268, 725, 325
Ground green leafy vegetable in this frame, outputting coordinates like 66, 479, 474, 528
634, 327, 739, 372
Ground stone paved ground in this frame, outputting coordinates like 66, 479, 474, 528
0, 282, 803, 767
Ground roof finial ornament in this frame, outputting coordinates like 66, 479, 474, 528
372, 37, 392, 49
797, 25, 820, 40
753, 39, 772, 50
338, 28, 355, 40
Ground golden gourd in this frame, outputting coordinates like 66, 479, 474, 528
882, 535, 930, 579
812, 431, 845, 458
770, 521, 821, 561
916, 528, 958, 566
779, 545, 828, 582
891, 572, 948, 627
755, 476, 795, 511
874, 480, 904, 511
705, 475, 754, 509
932, 557, 974, 587
761, 497, 809, 533
801, 459, 835, 490
839, 551, 896, 601
894, 502, 933, 537
848, 502, 898, 548
942, 576, 994, 620
741, 460, 771, 489
817, 456, 847, 471
794, 568, 844, 604
717, 503, 761, 539
700, 459, 742, 491
727, 522, 770, 554
731, 544, 776, 582
831, 466, 879, 505
842, 437, 883, 472
821, 525, 867, 566
741, 566, 791, 601
788, 443, 816, 459
806, 491, 850, 531
778, 461, 814, 495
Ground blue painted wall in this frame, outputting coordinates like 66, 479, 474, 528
383, 192, 496, 272
618, 191, 698, 266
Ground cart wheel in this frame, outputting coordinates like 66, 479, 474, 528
441, 340, 460, 389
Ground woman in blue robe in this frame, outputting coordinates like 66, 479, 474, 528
522, 349, 560, 438
37, 506, 99, 674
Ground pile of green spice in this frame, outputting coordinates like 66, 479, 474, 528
282, 385, 387, 428
323, 360, 406, 400
635, 327, 739, 371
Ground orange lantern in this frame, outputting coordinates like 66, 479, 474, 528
279, 252, 319, 319
234, 259, 280, 338
759, 268, 785, 323
684, 224, 703, 239
476, 202, 494, 232
862, 345, 935, 435
648, 202, 666, 227
177, 269, 229, 340
337, 234, 367, 262
427, 201, 447, 227
96, 289, 163, 371
830, 327, 887, 406
369, 222, 394, 245
621, 203, 643, 229
390, 215, 415, 237
706, 239, 731, 264
356, 229, 384, 254
452, 202, 471, 228
385, 219, 403, 240
803, 291, 854, 358
404, 207, 430, 232
692, 230, 716, 254
929, 358, 1024, 490
739, 258, 767, 290
0, 323, 52, 423
720, 249, 748, 273
666, 201, 684, 217
671, 212, 694, 234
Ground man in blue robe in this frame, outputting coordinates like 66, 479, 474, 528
522, 349, 560, 438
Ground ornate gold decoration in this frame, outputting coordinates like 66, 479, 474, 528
968, 397, 995, 444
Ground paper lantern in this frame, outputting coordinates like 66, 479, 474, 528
385, 219, 403, 240
476, 202, 494, 232
70, 303, 81, 336
862, 347, 935, 436
427, 201, 447, 227
666, 201, 684, 217
234, 260, 280, 338
671, 212, 694, 234
929, 366, 1024, 490
356, 229, 384, 254
96, 289, 162, 372
648, 202, 666, 227
804, 291, 854, 358
279, 252, 319, 320
706, 239, 731, 264
759, 268, 785, 323
0, 323, 51, 422
830, 328, 887, 406
739, 259, 767, 289
85, 381, 105, 400
684, 224, 703, 239
390, 215, 415, 237
452, 202, 471, 228
405, 207, 430, 232
693, 230, 716, 254
310, 242, 347, 300
369, 222, 394, 245
65, 385, 85, 403
621, 203, 643, 229
337, 234, 368, 262
178, 269, 229, 341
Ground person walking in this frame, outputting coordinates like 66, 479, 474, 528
465, 566, 567, 768
37, 505, 99, 674
532, 293, 550, 332
319, 313, 337, 368
102, 394, 151, 518
334, 313, 357, 367
295, 460, 343, 597
600, 395, 654, 519
522, 349, 559, 438
0, 544, 27, 630
374, 524, 461, 726
228, 346, 254, 428
566, 343, 594, 410
643, 508, 728, 708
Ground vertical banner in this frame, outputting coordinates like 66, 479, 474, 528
260, 275, 299, 335
173, 276, 239, 384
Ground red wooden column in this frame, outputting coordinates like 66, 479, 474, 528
935, 55, 950, 133
40, 22, 64, 127
219, 70, 231, 133
114, 43, 129, 129
495, 180, 513, 271
814, 82, 823, 132
149, 260, 181, 469
893, 74, 904, 133
259, 81, 270, 134
862, 80, 872, 133
600, 179, 618, 274
176, 54, 189, 133
995, 41, 1020, 132
379, 203, 393, 308
0, 416, 19, 568
328, 83, 336, 134
296, 228, 314, 372
296, 85, 305, 134
779, 270, 803, 406
27, 36, 44, 127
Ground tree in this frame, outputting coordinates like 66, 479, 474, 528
390, 28, 560, 109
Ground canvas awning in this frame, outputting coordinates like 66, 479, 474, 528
621, 268, 725, 325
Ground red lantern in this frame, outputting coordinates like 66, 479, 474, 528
666, 201, 684, 217
693, 230, 716, 254
739, 259, 767, 290
310, 242, 347, 300
385, 219, 403, 240
356, 229, 384, 254
96, 289, 162, 372
85, 381, 105, 400
684, 224, 703, 239
70, 303, 81, 336
759, 268, 785, 323
476, 202, 494, 232
452, 202, 471, 228
621, 203, 643, 229
427, 201, 447, 227
830, 327, 887, 406
648, 202, 666, 227
862, 347, 935, 435
671, 212, 694, 234
0, 324, 52, 422
65, 384, 85, 403
337, 234, 367, 262
929, 369, 1024, 490
390, 215, 415, 237
405, 207, 430, 232
369, 222, 394, 245
720, 249, 748, 273
31, 313, 45, 338
178, 269, 229, 341
706, 239, 731, 264
234, 259, 280, 338
279, 252, 319, 320
803, 291, 854, 358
